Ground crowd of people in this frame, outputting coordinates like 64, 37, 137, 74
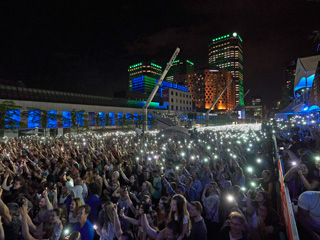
0, 123, 289, 240
274, 115, 320, 239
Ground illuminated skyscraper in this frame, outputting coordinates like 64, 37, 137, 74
209, 32, 244, 105
166, 59, 195, 83
128, 61, 162, 92
128, 61, 188, 99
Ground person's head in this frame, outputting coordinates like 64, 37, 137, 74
112, 171, 119, 182
103, 202, 115, 225
229, 212, 245, 237
152, 169, 160, 178
262, 170, 271, 180
165, 221, 180, 240
70, 198, 82, 213
169, 194, 189, 224
39, 197, 47, 209
147, 210, 158, 227
209, 182, 220, 195
143, 170, 150, 180
255, 191, 270, 206
61, 185, 69, 195
158, 196, 170, 211
189, 201, 202, 218
141, 181, 152, 193
48, 208, 63, 224
119, 185, 128, 198
137, 164, 143, 174
299, 162, 309, 176
88, 162, 94, 169
88, 182, 100, 195
111, 181, 120, 191
129, 174, 137, 185
13, 179, 24, 190
257, 205, 268, 219
92, 168, 99, 177
77, 205, 91, 223
7, 203, 20, 217
185, 176, 193, 186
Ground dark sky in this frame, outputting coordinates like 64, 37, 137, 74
0, 0, 320, 108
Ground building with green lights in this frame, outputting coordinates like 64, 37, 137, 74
166, 59, 195, 83
128, 61, 162, 92
209, 32, 244, 105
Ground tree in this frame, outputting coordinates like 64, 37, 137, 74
279, 85, 292, 111
0, 101, 22, 136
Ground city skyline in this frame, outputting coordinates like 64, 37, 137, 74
0, 0, 320, 109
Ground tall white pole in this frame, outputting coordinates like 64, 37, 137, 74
143, 48, 180, 131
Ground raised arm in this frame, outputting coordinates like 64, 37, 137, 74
113, 204, 123, 239
141, 213, 158, 239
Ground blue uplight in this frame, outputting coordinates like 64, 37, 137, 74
294, 74, 315, 94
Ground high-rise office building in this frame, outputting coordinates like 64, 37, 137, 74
175, 68, 235, 110
128, 61, 162, 92
128, 61, 188, 100
209, 32, 244, 105
165, 59, 195, 83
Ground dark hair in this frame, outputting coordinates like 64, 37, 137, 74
88, 182, 100, 195
7, 203, 19, 216
168, 194, 191, 235
93, 168, 99, 175
79, 204, 91, 215
166, 221, 180, 236
160, 196, 171, 214
190, 201, 203, 214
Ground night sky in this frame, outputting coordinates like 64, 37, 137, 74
0, 0, 320, 108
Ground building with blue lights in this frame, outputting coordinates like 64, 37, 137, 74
128, 61, 162, 92
292, 55, 320, 113
277, 55, 320, 119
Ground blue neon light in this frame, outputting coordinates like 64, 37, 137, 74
294, 74, 315, 94
118, 113, 123, 125
5, 109, 20, 129
47, 111, 57, 128
28, 110, 41, 129
62, 111, 71, 127
109, 113, 115, 126
99, 112, 106, 126
303, 106, 309, 111
76, 112, 84, 126
309, 105, 320, 111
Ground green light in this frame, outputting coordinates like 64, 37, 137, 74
186, 60, 194, 65
173, 60, 180, 64
233, 32, 237, 37
151, 63, 162, 69
129, 62, 142, 69
238, 35, 243, 42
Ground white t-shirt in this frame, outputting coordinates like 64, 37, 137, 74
298, 191, 320, 226
174, 213, 188, 224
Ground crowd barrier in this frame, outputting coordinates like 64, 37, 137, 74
273, 136, 300, 240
